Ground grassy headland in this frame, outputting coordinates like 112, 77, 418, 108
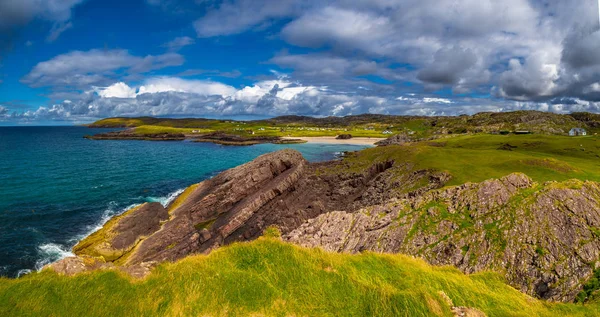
87, 111, 600, 139
0, 236, 598, 317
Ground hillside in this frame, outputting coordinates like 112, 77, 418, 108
86, 111, 600, 140
1, 237, 599, 317
287, 173, 600, 302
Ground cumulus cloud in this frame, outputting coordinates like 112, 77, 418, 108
95, 82, 137, 99
189, 0, 600, 104
21, 49, 184, 88
10, 73, 600, 123
137, 77, 237, 96
417, 47, 484, 89
9, 0, 600, 123
281, 6, 393, 53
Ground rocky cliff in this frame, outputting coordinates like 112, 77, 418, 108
285, 173, 600, 302
47, 149, 600, 303
51, 149, 443, 273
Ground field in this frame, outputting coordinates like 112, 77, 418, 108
0, 233, 598, 317
329, 134, 600, 186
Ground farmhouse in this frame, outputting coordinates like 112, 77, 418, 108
569, 128, 587, 136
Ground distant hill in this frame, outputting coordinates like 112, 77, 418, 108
87, 111, 600, 137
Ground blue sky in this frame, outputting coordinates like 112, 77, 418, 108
1, 0, 600, 124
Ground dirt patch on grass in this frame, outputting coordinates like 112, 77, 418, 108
521, 158, 574, 173
497, 143, 517, 151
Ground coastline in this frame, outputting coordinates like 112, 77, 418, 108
281, 136, 385, 145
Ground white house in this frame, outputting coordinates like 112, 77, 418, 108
382, 130, 393, 135
569, 128, 587, 136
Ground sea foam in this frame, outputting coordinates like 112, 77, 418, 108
26, 188, 186, 275
35, 243, 75, 271
146, 188, 185, 207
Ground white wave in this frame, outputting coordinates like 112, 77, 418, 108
35, 243, 75, 271
26, 189, 186, 274
161, 188, 185, 207
145, 188, 185, 207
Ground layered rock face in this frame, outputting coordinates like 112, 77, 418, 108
71, 149, 308, 266
285, 173, 600, 302
55, 149, 440, 271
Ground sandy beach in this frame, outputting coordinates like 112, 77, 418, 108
282, 136, 385, 145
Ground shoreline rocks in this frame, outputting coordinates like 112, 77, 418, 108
85, 130, 306, 145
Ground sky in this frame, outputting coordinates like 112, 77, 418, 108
2, 0, 600, 124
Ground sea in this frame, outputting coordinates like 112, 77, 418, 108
0, 126, 369, 278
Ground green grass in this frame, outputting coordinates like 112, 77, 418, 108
332, 134, 600, 186
133, 125, 212, 135
0, 237, 598, 317
129, 124, 389, 138
577, 268, 600, 303
91, 117, 413, 138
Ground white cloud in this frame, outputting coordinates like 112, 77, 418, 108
96, 82, 137, 99
193, 0, 305, 37
138, 77, 237, 96
10, 75, 600, 123
9, 0, 600, 124
282, 6, 393, 53
190, 0, 600, 102
162, 36, 195, 51
21, 50, 184, 88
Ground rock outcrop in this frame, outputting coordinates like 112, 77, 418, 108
73, 202, 169, 262
285, 173, 600, 302
51, 149, 447, 276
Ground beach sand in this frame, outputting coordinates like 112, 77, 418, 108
282, 136, 385, 145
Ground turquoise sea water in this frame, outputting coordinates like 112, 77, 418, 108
0, 126, 369, 278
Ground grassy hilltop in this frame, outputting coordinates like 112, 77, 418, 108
1, 235, 599, 317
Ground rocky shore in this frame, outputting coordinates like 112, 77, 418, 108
47, 149, 600, 303
84, 131, 186, 141
85, 129, 306, 145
